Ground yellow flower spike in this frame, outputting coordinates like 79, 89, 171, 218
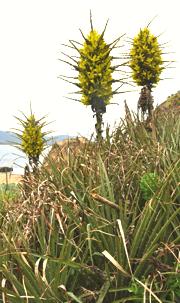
77, 28, 113, 108
129, 26, 171, 120
129, 27, 163, 89
14, 110, 50, 171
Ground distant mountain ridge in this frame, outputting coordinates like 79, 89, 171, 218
0, 131, 70, 145
0, 131, 19, 144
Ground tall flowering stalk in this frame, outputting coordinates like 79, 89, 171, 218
78, 28, 113, 141
60, 15, 126, 141
129, 27, 164, 120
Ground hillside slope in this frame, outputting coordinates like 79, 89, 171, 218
156, 90, 180, 112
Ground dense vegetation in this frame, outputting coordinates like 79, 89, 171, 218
0, 103, 179, 302
0, 18, 179, 303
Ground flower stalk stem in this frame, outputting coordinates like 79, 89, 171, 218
138, 86, 154, 120
95, 112, 103, 142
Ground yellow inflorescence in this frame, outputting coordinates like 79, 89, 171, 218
130, 27, 163, 88
78, 30, 113, 105
21, 115, 44, 159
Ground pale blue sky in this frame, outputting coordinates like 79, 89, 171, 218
0, 0, 179, 137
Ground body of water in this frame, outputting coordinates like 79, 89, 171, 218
0, 145, 27, 174
0, 145, 51, 174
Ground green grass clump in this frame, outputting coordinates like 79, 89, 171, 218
0, 183, 20, 203
0, 183, 20, 227
0, 107, 179, 302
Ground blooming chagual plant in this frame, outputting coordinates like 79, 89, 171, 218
78, 29, 113, 108
130, 27, 163, 89
129, 27, 164, 119
15, 111, 49, 171
60, 14, 126, 140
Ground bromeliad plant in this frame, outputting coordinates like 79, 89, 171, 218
140, 172, 159, 201
1, 106, 179, 302
129, 26, 164, 120
14, 110, 49, 172
60, 14, 127, 141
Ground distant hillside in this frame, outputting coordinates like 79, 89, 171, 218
0, 131, 70, 145
0, 131, 20, 145
46, 135, 71, 145
156, 90, 180, 113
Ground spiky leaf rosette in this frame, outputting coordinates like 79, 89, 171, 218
130, 27, 163, 89
78, 30, 113, 106
15, 113, 48, 167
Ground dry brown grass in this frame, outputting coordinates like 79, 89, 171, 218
43, 137, 90, 170
0, 173, 22, 184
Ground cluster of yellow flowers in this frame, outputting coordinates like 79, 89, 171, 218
21, 115, 44, 160
78, 30, 113, 105
130, 27, 163, 88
